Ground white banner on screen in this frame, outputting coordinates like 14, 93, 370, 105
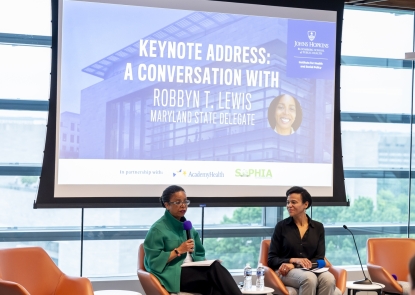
55, 160, 332, 198
58, 159, 332, 186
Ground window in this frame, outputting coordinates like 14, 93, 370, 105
340, 66, 412, 114
1, 4, 414, 279
0, 176, 81, 276
341, 8, 413, 59
0, 0, 52, 35
0, 45, 51, 100
0, 110, 47, 164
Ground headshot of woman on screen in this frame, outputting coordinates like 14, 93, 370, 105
268, 94, 303, 136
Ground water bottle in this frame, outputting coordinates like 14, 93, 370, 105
256, 263, 265, 290
243, 263, 252, 291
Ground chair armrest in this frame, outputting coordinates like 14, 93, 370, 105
137, 269, 170, 295
367, 263, 403, 294
328, 266, 347, 294
0, 279, 31, 295
55, 274, 95, 295
263, 265, 289, 295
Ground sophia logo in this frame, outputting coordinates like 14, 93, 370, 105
308, 31, 316, 41
235, 169, 272, 178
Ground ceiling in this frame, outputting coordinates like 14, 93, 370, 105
344, 0, 415, 10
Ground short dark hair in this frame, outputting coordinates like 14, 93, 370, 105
160, 185, 185, 208
410, 254, 415, 290
286, 186, 312, 208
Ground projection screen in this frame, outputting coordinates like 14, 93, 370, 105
35, 0, 347, 208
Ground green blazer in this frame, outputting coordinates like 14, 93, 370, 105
143, 210, 205, 293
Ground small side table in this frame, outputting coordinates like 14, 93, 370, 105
346, 281, 385, 295
241, 286, 274, 294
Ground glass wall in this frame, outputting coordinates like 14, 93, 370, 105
314, 6, 414, 266
1, 1, 415, 277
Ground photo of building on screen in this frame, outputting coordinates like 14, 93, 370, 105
60, 9, 334, 165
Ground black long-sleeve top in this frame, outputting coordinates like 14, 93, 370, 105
267, 215, 325, 270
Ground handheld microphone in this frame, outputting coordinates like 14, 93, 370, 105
183, 220, 192, 240
343, 225, 372, 285
295, 259, 326, 269
182, 220, 193, 262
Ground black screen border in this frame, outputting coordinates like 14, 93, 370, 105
35, 0, 347, 208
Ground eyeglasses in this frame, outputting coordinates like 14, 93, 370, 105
169, 200, 190, 206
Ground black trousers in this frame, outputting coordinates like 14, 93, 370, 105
180, 260, 243, 295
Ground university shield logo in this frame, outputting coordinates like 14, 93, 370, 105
308, 31, 316, 41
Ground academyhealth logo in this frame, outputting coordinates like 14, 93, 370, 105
173, 169, 187, 177
308, 31, 316, 41
235, 168, 272, 179
173, 169, 224, 178
187, 171, 225, 178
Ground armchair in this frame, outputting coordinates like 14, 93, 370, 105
0, 246, 94, 295
259, 239, 346, 295
367, 238, 415, 294
137, 243, 200, 295
137, 243, 169, 295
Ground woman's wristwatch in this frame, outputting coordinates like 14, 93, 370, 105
174, 248, 181, 256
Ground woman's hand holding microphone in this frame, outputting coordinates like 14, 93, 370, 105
177, 239, 194, 255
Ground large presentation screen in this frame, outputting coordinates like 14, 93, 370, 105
53, 0, 340, 202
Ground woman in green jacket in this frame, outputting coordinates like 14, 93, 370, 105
144, 185, 242, 295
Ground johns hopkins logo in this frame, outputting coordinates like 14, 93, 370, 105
308, 31, 316, 41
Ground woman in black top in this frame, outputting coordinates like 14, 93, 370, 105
268, 186, 338, 295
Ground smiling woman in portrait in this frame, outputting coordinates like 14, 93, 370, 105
268, 94, 303, 135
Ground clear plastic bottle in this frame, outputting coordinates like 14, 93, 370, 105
243, 263, 252, 291
256, 262, 265, 290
